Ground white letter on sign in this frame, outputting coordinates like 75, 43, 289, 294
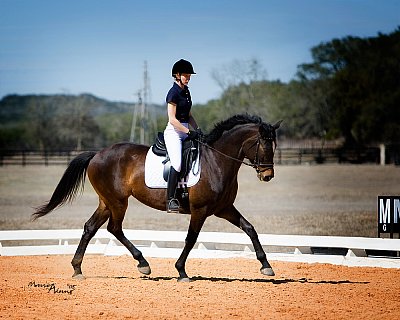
380, 199, 390, 223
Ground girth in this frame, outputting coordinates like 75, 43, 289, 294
151, 132, 199, 181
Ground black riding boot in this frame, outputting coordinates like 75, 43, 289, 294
166, 167, 180, 213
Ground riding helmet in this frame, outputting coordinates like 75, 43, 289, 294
172, 59, 196, 77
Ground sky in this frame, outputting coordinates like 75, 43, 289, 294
1, 0, 399, 105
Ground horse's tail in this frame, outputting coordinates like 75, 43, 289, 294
32, 151, 97, 220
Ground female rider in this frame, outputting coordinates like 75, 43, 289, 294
164, 59, 199, 213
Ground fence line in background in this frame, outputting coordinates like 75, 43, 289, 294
0, 150, 79, 166
1, 229, 400, 269
2, 146, 399, 166
1, 145, 399, 166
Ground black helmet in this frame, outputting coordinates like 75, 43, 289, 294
172, 59, 196, 77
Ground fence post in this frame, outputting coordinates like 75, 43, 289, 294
380, 144, 386, 165
277, 149, 282, 165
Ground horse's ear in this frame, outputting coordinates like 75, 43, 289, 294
273, 120, 283, 130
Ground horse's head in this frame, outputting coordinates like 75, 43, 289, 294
204, 114, 282, 182
244, 120, 282, 182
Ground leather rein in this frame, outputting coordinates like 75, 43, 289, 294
196, 133, 276, 173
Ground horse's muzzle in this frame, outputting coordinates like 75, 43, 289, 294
257, 168, 274, 182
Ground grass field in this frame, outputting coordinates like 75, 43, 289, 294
0, 164, 399, 237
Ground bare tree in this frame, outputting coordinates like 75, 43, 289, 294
211, 58, 268, 91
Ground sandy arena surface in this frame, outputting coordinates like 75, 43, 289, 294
1, 255, 400, 319
1, 164, 400, 319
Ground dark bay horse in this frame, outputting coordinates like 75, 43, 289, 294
33, 114, 281, 282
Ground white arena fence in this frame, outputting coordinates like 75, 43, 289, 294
1, 229, 400, 269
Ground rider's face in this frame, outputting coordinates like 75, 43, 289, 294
179, 73, 191, 85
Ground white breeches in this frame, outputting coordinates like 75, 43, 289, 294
164, 122, 189, 172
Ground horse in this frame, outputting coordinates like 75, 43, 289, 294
33, 114, 281, 282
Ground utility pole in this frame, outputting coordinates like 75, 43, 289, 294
130, 90, 141, 143
140, 61, 149, 144
130, 61, 154, 145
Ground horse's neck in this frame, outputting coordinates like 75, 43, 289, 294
202, 125, 257, 184
213, 125, 257, 159
208, 125, 258, 175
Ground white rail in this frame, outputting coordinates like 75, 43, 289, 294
1, 229, 399, 269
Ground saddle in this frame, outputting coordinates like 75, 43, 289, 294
151, 132, 200, 182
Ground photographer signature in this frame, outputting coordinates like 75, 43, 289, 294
28, 281, 76, 295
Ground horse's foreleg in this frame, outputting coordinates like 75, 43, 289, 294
71, 205, 110, 279
107, 216, 151, 276
216, 206, 275, 276
239, 216, 275, 276
175, 216, 206, 282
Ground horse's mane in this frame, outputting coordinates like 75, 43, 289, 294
204, 114, 265, 145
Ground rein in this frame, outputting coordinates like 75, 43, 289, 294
196, 134, 276, 172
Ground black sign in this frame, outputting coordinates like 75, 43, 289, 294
378, 196, 400, 237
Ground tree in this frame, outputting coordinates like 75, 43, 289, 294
208, 58, 326, 139
210, 58, 269, 119
297, 27, 400, 145
25, 97, 58, 150
22, 94, 102, 150
211, 58, 268, 91
54, 95, 101, 150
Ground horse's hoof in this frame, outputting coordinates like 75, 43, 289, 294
72, 273, 86, 280
177, 277, 192, 283
260, 267, 275, 276
138, 265, 151, 275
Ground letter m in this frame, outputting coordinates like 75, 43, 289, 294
379, 198, 390, 223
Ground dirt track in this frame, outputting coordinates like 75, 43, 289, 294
1, 255, 400, 319
1, 164, 400, 319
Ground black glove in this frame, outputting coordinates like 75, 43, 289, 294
196, 128, 204, 141
187, 130, 199, 140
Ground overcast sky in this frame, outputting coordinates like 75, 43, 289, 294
1, 0, 399, 104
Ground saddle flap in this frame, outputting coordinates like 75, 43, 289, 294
180, 139, 199, 179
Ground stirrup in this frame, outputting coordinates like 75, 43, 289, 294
167, 198, 180, 214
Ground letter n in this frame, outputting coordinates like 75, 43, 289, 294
394, 199, 400, 223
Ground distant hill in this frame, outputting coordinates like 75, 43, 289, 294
0, 93, 164, 123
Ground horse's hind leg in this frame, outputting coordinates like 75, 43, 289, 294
71, 201, 110, 279
215, 205, 275, 276
106, 200, 151, 276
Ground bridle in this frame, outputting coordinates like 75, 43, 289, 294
197, 129, 277, 174
247, 134, 276, 175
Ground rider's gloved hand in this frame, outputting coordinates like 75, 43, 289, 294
187, 130, 199, 140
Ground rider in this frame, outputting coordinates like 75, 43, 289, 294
164, 59, 199, 213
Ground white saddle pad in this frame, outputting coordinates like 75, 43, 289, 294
144, 148, 201, 189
